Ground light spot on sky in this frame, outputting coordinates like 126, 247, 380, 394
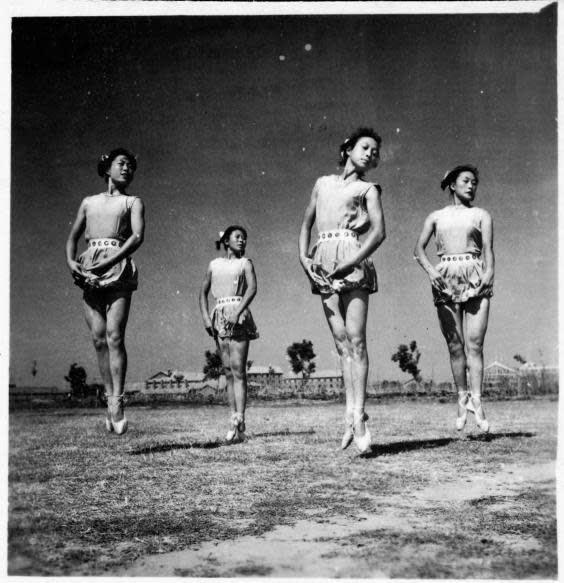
480, 90, 484, 94
302, 147, 306, 151
304, 44, 312, 52
176, 290, 180, 295
279, 55, 286, 61
396, 128, 400, 133
323, 115, 327, 120
261, 171, 266, 175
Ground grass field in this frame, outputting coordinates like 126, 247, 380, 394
8, 397, 558, 578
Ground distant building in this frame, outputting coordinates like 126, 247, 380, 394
145, 370, 206, 391
247, 365, 284, 388
483, 361, 519, 385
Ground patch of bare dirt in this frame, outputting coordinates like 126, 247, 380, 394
117, 461, 555, 577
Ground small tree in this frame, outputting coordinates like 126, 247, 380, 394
286, 339, 316, 379
64, 363, 87, 398
513, 354, 527, 365
203, 349, 224, 380
391, 341, 421, 382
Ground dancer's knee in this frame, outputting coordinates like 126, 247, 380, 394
446, 337, 465, 359
349, 334, 367, 359
334, 334, 351, 358
106, 330, 125, 351
91, 334, 107, 352
466, 337, 484, 358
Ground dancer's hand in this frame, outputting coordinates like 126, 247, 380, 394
299, 256, 313, 273
203, 317, 214, 337
85, 259, 114, 276
476, 270, 494, 295
328, 260, 355, 279
226, 311, 240, 327
67, 260, 86, 282
428, 268, 448, 293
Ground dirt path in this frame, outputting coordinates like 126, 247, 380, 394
118, 461, 555, 577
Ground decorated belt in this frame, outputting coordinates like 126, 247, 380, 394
440, 253, 480, 262
215, 296, 243, 306
88, 238, 123, 248
318, 229, 358, 241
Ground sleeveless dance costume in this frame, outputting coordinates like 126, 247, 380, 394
209, 257, 259, 340
76, 193, 139, 293
432, 206, 493, 305
307, 175, 379, 296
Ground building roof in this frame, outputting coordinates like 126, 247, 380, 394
247, 365, 284, 375
286, 369, 342, 379
484, 361, 518, 373
147, 371, 205, 382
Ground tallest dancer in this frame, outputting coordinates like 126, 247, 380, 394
299, 128, 386, 454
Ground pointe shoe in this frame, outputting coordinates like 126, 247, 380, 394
456, 391, 471, 431
107, 395, 128, 435
236, 414, 246, 442
226, 413, 240, 443
470, 394, 490, 433
352, 411, 372, 454
104, 394, 114, 432
341, 413, 354, 450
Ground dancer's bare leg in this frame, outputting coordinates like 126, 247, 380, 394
322, 293, 353, 423
342, 289, 369, 437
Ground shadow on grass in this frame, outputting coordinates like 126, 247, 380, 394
129, 440, 224, 454
129, 429, 317, 455
362, 431, 535, 458
252, 429, 316, 438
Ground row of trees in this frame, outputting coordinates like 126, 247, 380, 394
202, 339, 423, 381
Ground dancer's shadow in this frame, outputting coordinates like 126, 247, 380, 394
128, 429, 317, 455
361, 431, 535, 458
252, 429, 316, 438
129, 440, 224, 455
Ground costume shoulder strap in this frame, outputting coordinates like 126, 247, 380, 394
359, 183, 382, 206
126, 195, 139, 210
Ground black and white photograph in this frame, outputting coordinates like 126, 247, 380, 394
6, 1, 558, 578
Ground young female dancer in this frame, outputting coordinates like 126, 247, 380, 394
199, 226, 258, 443
414, 165, 494, 433
299, 128, 386, 453
66, 148, 145, 435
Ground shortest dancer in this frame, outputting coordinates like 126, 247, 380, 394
200, 226, 259, 443
414, 165, 494, 433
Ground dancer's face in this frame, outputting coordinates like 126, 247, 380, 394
108, 155, 135, 186
451, 171, 478, 202
347, 137, 380, 170
227, 230, 246, 255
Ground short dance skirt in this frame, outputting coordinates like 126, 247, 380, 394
76, 238, 138, 293
307, 229, 377, 296
432, 253, 493, 306
212, 296, 259, 341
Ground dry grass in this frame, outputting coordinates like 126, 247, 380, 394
9, 398, 558, 577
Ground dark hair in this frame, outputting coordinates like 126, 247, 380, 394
339, 127, 382, 166
440, 165, 479, 191
97, 148, 138, 180
215, 225, 248, 251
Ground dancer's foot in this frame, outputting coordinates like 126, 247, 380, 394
456, 390, 470, 431
352, 410, 371, 454
104, 394, 113, 432
107, 394, 128, 435
226, 412, 240, 443
341, 412, 354, 450
470, 394, 490, 433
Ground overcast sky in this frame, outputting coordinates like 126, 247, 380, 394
9, 3, 557, 387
